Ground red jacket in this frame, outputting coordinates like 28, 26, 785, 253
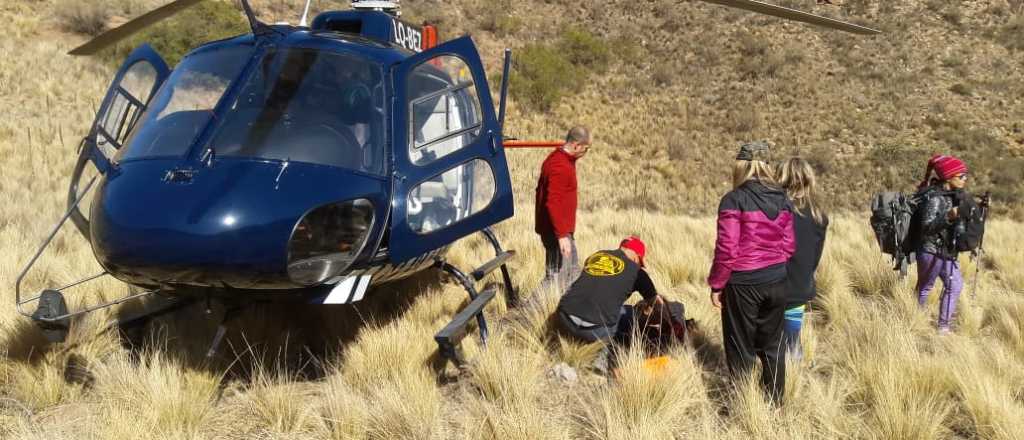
535, 148, 577, 238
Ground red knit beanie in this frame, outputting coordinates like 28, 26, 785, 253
924, 154, 968, 183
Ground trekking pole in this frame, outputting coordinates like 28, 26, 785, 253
890, 198, 907, 279
969, 249, 983, 303
968, 192, 991, 303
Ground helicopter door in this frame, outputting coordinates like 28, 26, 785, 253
389, 36, 514, 263
83, 44, 169, 173
69, 44, 169, 238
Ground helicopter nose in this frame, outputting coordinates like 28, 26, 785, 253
88, 158, 387, 289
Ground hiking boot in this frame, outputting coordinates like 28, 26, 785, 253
938, 327, 952, 336
590, 348, 610, 375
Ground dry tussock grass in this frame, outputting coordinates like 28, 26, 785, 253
2, 1, 1024, 439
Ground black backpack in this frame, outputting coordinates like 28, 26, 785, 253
617, 300, 687, 356
870, 186, 937, 274
953, 191, 989, 252
870, 187, 930, 256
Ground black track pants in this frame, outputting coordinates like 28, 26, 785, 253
721, 281, 787, 403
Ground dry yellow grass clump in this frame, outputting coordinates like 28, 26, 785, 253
3, 1, 1024, 439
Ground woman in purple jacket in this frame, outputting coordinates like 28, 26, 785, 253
708, 141, 796, 404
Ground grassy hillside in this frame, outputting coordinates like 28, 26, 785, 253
404, 0, 1024, 218
2, 0, 1024, 439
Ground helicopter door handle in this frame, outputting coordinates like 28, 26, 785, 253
490, 134, 500, 155
163, 168, 196, 184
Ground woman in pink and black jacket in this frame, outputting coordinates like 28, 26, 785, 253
708, 141, 796, 404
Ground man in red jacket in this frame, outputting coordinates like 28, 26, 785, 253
536, 126, 591, 292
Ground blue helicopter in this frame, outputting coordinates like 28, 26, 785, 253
15, 0, 877, 365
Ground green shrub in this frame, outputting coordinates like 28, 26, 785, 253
557, 27, 611, 73
737, 52, 786, 79
989, 157, 1024, 186
926, 116, 1003, 152
477, 0, 521, 37
941, 55, 964, 68
927, 0, 963, 27
985, 4, 1011, 18
955, 154, 1024, 207
867, 142, 928, 189
737, 32, 768, 58
735, 33, 797, 79
667, 137, 688, 162
57, 0, 110, 36
940, 7, 963, 27
950, 83, 973, 96
724, 106, 760, 134
868, 143, 913, 167
102, 1, 248, 67
997, 15, 1024, 52
510, 45, 579, 112
943, 127, 1002, 151
651, 63, 675, 87
491, 16, 522, 37
801, 143, 837, 176
509, 27, 612, 111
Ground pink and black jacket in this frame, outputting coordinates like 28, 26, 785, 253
708, 180, 796, 291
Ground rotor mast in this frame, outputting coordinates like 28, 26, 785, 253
351, 0, 402, 16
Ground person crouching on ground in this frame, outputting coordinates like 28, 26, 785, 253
556, 236, 664, 371
778, 157, 829, 359
915, 154, 970, 335
708, 141, 795, 404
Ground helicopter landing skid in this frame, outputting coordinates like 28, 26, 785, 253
14, 176, 163, 342
432, 228, 517, 368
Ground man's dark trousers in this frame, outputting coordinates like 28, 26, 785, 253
540, 233, 578, 293
557, 310, 618, 343
722, 280, 787, 403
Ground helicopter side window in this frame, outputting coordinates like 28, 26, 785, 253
407, 159, 495, 234
116, 45, 252, 162
406, 56, 483, 166
93, 61, 158, 160
207, 48, 386, 175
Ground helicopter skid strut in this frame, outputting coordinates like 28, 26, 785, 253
432, 228, 517, 369
14, 175, 168, 342
205, 302, 244, 359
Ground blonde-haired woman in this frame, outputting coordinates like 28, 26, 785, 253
708, 141, 795, 404
778, 158, 829, 359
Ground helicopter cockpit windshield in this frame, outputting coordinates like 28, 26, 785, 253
116, 44, 253, 162
207, 48, 386, 175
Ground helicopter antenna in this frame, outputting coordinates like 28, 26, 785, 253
299, 0, 313, 27
239, 0, 272, 35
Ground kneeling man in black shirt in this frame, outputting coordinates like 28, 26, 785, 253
556, 236, 664, 343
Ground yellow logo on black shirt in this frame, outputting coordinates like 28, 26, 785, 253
584, 252, 625, 276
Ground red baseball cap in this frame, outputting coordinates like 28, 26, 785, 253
619, 236, 647, 267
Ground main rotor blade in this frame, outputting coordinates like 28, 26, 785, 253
68, 0, 207, 56
695, 0, 881, 35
